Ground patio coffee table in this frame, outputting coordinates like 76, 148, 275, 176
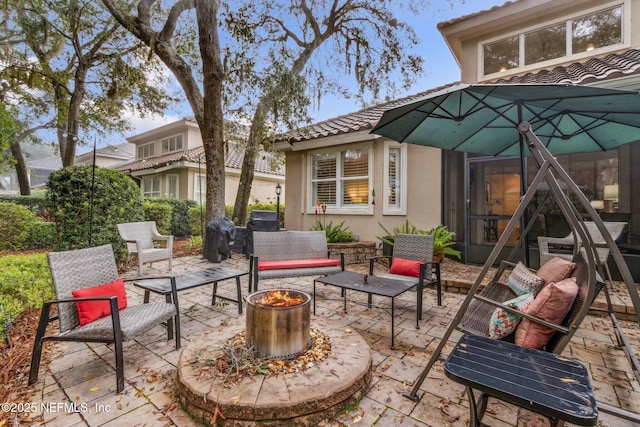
133, 267, 249, 347
313, 271, 420, 349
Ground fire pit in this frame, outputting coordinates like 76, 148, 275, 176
246, 289, 311, 359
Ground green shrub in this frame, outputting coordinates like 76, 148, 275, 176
0, 194, 51, 218
167, 199, 197, 237
28, 220, 57, 249
0, 202, 38, 250
47, 166, 143, 260
0, 253, 52, 338
143, 201, 172, 235
189, 205, 206, 236
309, 220, 354, 243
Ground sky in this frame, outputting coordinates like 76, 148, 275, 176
120, 0, 508, 142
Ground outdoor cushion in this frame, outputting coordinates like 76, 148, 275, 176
488, 293, 535, 339
389, 257, 424, 277
72, 278, 128, 326
515, 277, 579, 350
257, 258, 342, 271
507, 262, 544, 296
537, 256, 575, 284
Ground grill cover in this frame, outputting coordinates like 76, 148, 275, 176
203, 217, 236, 263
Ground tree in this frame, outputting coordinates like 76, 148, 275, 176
224, 1, 429, 224
101, 0, 438, 224
1, 0, 173, 194
101, 0, 227, 221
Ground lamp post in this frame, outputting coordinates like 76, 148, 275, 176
275, 182, 282, 227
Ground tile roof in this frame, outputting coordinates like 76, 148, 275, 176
280, 82, 459, 144
281, 49, 640, 144
490, 49, 640, 84
117, 142, 284, 176
436, 0, 518, 30
96, 142, 135, 159
26, 156, 63, 170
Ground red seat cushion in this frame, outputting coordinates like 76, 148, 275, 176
71, 278, 128, 326
258, 258, 342, 271
389, 257, 424, 277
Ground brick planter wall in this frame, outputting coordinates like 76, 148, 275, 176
327, 241, 377, 265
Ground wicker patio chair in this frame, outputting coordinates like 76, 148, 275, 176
369, 234, 439, 324
117, 221, 174, 275
28, 244, 179, 393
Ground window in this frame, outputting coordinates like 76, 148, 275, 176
167, 175, 178, 199
524, 23, 566, 66
572, 7, 622, 53
310, 146, 372, 212
481, 4, 624, 77
383, 143, 407, 215
484, 36, 519, 75
137, 143, 155, 159
194, 174, 205, 204
142, 176, 160, 197
162, 135, 183, 153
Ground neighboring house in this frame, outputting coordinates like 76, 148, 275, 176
117, 116, 285, 206
2, 156, 62, 191
2, 143, 133, 192
75, 142, 136, 168
275, 0, 640, 268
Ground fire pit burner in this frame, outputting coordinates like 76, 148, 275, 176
246, 289, 311, 359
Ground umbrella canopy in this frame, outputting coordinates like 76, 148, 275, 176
371, 83, 640, 156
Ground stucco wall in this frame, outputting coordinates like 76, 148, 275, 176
282, 138, 442, 243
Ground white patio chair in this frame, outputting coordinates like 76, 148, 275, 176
538, 221, 627, 284
117, 221, 174, 275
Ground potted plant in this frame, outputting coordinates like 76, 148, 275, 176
377, 220, 425, 256
377, 221, 461, 261
427, 224, 461, 262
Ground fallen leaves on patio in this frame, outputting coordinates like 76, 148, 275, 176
0, 309, 48, 426
195, 328, 331, 388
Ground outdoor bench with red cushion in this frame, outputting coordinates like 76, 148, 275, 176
249, 230, 344, 291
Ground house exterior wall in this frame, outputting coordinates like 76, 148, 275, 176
440, 0, 639, 84
282, 138, 441, 242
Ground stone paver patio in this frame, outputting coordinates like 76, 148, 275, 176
27, 253, 640, 426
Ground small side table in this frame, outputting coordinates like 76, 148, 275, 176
444, 335, 598, 427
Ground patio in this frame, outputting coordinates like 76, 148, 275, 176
29, 253, 640, 427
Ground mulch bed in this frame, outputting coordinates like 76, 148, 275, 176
0, 238, 201, 426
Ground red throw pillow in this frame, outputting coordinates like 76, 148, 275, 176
389, 257, 423, 277
71, 278, 128, 326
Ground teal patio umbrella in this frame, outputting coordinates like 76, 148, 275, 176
370, 83, 640, 415
372, 83, 640, 157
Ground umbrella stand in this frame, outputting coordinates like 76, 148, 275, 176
404, 121, 640, 422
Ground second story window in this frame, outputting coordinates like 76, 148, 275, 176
162, 135, 183, 153
137, 143, 155, 159
482, 4, 624, 77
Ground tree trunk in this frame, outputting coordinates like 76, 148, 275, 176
232, 100, 267, 225
195, 0, 225, 222
10, 142, 31, 195
101, 0, 226, 223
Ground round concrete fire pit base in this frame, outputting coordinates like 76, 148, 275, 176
176, 316, 372, 427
